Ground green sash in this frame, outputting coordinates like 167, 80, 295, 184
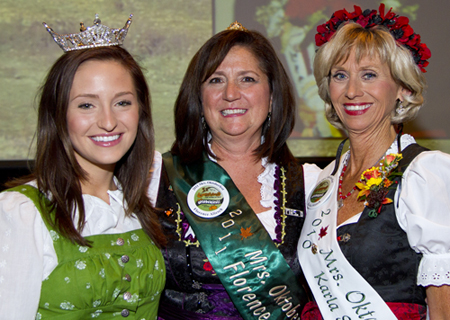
163, 152, 304, 319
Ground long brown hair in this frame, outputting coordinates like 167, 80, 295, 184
14, 46, 165, 247
171, 29, 296, 166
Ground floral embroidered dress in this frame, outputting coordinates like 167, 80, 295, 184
0, 180, 165, 319
152, 152, 321, 319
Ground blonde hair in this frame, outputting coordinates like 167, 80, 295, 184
313, 22, 426, 131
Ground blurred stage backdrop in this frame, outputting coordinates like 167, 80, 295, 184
1, 0, 449, 160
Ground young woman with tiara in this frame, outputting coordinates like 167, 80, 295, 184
0, 15, 166, 319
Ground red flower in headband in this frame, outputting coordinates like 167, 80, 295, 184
315, 3, 431, 72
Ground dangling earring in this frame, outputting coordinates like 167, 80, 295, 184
201, 116, 206, 130
267, 112, 271, 128
396, 101, 405, 114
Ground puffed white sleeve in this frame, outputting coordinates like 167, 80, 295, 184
147, 151, 162, 207
0, 190, 47, 319
395, 151, 450, 287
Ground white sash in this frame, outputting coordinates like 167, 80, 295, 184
298, 158, 397, 320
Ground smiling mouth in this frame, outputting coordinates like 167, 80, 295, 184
221, 109, 246, 116
344, 104, 372, 111
91, 134, 121, 142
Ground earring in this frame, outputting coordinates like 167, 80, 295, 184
396, 101, 405, 114
267, 112, 271, 128
201, 116, 206, 130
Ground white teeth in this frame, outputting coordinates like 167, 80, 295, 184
91, 135, 120, 142
344, 104, 371, 111
221, 109, 246, 116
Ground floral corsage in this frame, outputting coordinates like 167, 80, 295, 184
355, 153, 403, 218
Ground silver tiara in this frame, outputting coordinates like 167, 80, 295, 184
43, 14, 132, 52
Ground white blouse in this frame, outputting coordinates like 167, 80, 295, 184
0, 157, 162, 319
256, 157, 322, 239
393, 138, 450, 287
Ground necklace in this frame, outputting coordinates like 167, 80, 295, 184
337, 160, 360, 209
337, 152, 386, 209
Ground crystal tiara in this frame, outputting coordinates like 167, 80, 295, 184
43, 14, 132, 52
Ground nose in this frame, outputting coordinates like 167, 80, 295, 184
345, 77, 363, 99
97, 107, 117, 132
223, 81, 241, 101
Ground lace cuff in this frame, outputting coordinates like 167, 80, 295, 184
417, 252, 450, 286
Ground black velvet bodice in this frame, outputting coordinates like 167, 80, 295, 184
338, 144, 428, 306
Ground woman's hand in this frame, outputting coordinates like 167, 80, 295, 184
426, 285, 450, 319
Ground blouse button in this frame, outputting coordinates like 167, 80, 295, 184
123, 292, 132, 300
121, 309, 130, 317
121, 255, 130, 263
124, 274, 131, 282
116, 238, 124, 246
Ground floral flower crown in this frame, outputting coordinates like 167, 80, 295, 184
315, 3, 431, 72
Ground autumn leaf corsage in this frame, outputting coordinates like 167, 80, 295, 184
355, 153, 403, 218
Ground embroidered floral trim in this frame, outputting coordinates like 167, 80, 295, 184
273, 166, 288, 246
174, 203, 200, 247
356, 153, 403, 218
315, 4, 431, 72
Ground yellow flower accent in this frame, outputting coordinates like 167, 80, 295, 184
357, 188, 371, 199
355, 182, 368, 190
366, 177, 383, 188
356, 182, 370, 198
355, 152, 403, 218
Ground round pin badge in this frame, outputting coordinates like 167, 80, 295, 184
307, 176, 335, 208
187, 180, 230, 219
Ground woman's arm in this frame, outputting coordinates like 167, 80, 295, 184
0, 190, 46, 318
396, 150, 450, 317
426, 285, 450, 319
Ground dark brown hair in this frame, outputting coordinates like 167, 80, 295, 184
15, 46, 165, 247
171, 29, 296, 166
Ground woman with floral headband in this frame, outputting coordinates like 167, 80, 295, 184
298, 4, 450, 320
154, 22, 321, 319
0, 15, 166, 318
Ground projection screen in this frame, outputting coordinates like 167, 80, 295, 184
1, 0, 449, 161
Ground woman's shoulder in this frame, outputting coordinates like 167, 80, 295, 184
396, 148, 450, 231
404, 148, 450, 176
0, 182, 41, 214
0, 183, 46, 237
1, 182, 39, 204
302, 162, 323, 175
